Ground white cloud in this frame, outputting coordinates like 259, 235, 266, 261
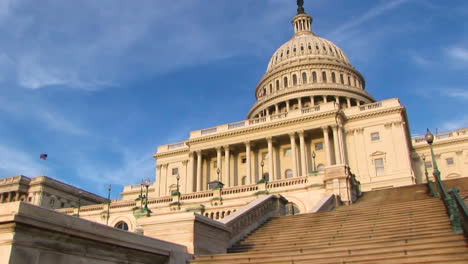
40, 111, 88, 136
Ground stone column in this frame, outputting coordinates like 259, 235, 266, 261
156, 164, 162, 196
323, 96, 328, 103
331, 125, 342, 165
338, 125, 347, 164
180, 160, 188, 193
188, 152, 195, 193
275, 104, 279, 114
286, 100, 290, 112
245, 142, 252, 184
310, 96, 315, 106
196, 151, 202, 192
224, 145, 230, 187
298, 98, 302, 109
298, 130, 307, 177
346, 97, 351, 108
162, 164, 169, 196
322, 126, 331, 166
267, 137, 274, 181
289, 133, 298, 177
216, 147, 222, 179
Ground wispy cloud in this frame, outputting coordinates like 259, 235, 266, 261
0, 145, 45, 177
443, 89, 468, 100
411, 54, 433, 67
330, 0, 410, 37
441, 116, 468, 131
447, 46, 468, 63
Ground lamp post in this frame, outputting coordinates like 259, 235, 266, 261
260, 160, 265, 181
425, 128, 462, 233
106, 184, 112, 225
216, 168, 221, 182
421, 154, 437, 197
312, 151, 316, 171
143, 178, 151, 214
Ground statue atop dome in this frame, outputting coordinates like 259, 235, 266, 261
297, 0, 305, 14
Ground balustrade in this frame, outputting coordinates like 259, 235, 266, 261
201, 127, 218, 135
359, 102, 382, 111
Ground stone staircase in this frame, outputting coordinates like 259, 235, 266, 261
190, 184, 468, 264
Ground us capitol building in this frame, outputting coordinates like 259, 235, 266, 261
0, 2, 467, 263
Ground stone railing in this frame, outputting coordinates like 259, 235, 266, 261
167, 142, 185, 150
270, 112, 288, 120
267, 176, 309, 189
228, 121, 246, 129
344, 98, 401, 116
201, 127, 218, 135
58, 175, 321, 216
412, 128, 468, 145
221, 185, 258, 195
180, 190, 214, 201
301, 106, 320, 114
220, 195, 287, 246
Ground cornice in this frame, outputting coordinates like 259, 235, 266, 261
186, 110, 338, 146
154, 148, 189, 159
345, 106, 405, 122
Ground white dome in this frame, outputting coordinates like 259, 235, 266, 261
266, 33, 351, 72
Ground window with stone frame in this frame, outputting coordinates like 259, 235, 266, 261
374, 158, 385, 176
371, 132, 380, 141
446, 157, 455, 166
424, 161, 433, 169
315, 142, 323, 150
172, 168, 179, 175
284, 148, 292, 156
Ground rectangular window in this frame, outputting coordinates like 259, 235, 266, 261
375, 158, 384, 176
213, 161, 218, 168
262, 152, 268, 160
284, 148, 292, 156
446, 158, 454, 165
241, 157, 246, 164
424, 161, 433, 169
315, 142, 323, 150
172, 168, 178, 175
371, 132, 380, 141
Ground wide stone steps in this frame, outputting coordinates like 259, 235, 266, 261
193, 241, 467, 264
190, 187, 468, 264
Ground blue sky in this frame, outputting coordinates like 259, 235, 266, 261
1, 0, 467, 198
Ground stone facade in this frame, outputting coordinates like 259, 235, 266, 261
0, 175, 107, 209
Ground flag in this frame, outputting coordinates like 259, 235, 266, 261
40, 154, 48, 160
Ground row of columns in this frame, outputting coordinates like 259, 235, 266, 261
0, 191, 23, 203
191, 125, 347, 192
257, 96, 363, 118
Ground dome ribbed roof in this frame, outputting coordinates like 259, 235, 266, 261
266, 33, 351, 72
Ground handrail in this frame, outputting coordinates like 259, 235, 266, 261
448, 188, 468, 236
432, 169, 463, 234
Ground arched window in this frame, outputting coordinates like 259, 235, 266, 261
115, 221, 129, 231
241, 176, 247, 185
348, 76, 351, 85
331, 72, 336, 83
317, 164, 325, 172
292, 74, 298, 85
276, 80, 280, 90
302, 72, 307, 83
269, 84, 273, 93
340, 74, 344, 84
312, 72, 317, 83
284, 77, 288, 88
322, 71, 327, 83
285, 169, 293, 178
